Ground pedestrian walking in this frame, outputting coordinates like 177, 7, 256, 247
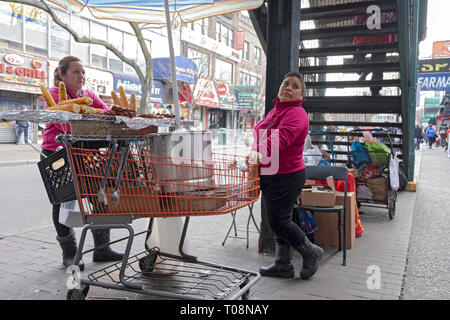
414, 124, 423, 150
16, 106, 30, 145
425, 124, 436, 149
248, 72, 323, 280
41, 56, 123, 271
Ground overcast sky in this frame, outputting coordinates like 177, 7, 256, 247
418, 0, 449, 58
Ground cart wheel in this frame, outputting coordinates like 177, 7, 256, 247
67, 285, 89, 300
241, 290, 250, 300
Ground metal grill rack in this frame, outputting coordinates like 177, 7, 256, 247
85, 250, 260, 300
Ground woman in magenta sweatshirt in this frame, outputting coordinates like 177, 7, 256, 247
250, 72, 323, 280
41, 56, 122, 271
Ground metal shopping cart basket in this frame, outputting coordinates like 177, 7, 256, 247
60, 133, 261, 300
346, 128, 398, 220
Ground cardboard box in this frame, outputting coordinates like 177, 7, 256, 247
300, 176, 336, 207
312, 192, 356, 249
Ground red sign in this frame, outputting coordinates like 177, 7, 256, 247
235, 30, 245, 50
432, 41, 450, 58
217, 83, 228, 95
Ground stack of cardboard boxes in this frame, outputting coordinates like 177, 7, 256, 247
299, 175, 356, 249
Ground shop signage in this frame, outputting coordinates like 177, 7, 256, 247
215, 82, 235, 110
0, 51, 47, 88
153, 56, 198, 84
432, 41, 450, 58
192, 79, 220, 108
418, 58, 450, 74
417, 72, 450, 91
113, 72, 163, 102
235, 30, 245, 51
4, 54, 24, 66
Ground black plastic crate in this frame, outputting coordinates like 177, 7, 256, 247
38, 148, 77, 205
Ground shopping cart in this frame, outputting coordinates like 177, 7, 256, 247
57, 134, 261, 300
345, 128, 397, 220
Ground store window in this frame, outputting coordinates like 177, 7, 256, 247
242, 41, 250, 61
0, 3, 23, 51
137, 39, 151, 74
71, 15, 89, 64
215, 58, 233, 83
91, 22, 107, 69
108, 28, 123, 72
50, 10, 70, 59
187, 47, 210, 78
192, 18, 209, 36
123, 33, 137, 74
24, 6, 48, 56
254, 47, 262, 65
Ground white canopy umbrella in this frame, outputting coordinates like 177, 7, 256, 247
46, 0, 264, 128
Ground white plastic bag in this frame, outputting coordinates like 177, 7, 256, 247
389, 154, 400, 191
303, 145, 322, 165
146, 217, 190, 256
59, 200, 85, 228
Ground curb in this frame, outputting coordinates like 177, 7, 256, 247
0, 160, 39, 168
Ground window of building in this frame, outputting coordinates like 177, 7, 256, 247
71, 14, 89, 64
242, 41, 250, 60
187, 47, 210, 78
50, 10, 70, 59
216, 22, 234, 48
192, 18, 209, 36
108, 27, 123, 72
123, 33, 137, 74
239, 70, 261, 87
90, 22, 107, 69
137, 39, 151, 74
0, 3, 23, 51
254, 47, 262, 65
215, 58, 233, 83
25, 6, 48, 56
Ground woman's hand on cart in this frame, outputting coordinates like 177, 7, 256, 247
247, 151, 262, 165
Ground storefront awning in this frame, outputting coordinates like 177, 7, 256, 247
153, 56, 198, 84
192, 79, 220, 108
112, 72, 163, 102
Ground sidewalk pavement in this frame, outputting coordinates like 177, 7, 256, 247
0, 142, 423, 300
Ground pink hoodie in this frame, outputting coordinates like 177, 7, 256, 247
251, 98, 309, 175
41, 87, 111, 151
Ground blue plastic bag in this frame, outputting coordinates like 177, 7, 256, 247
293, 207, 318, 234
351, 141, 371, 166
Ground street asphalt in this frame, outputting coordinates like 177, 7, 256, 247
0, 140, 448, 301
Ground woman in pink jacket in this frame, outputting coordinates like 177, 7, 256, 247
41, 56, 122, 271
250, 72, 323, 280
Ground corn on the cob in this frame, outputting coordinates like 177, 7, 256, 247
130, 92, 137, 112
46, 103, 81, 113
59, 97, 93, 106
119, 86, 129, 109
40, 85, 56, 107
58, 82, 67, 102
111, 91, 121, 106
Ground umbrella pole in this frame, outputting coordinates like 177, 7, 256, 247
164, 0, 181, 129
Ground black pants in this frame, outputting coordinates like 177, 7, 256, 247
261, 169, 306, 247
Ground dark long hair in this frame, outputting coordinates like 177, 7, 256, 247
54, 56, 82, 87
